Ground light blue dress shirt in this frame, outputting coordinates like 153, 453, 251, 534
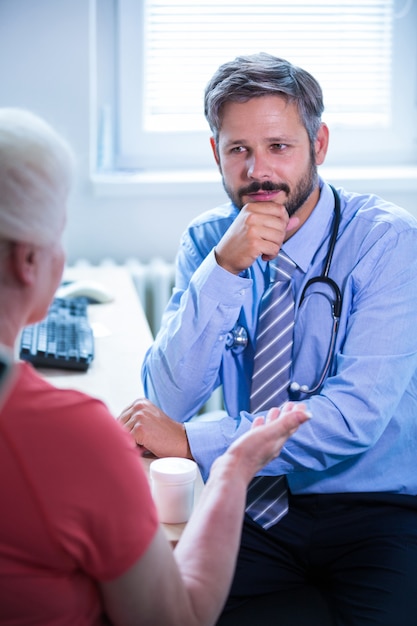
142, 181, 417, 492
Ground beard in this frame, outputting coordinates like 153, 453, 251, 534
221, 157, 318, 217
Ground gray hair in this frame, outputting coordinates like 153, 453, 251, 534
204, 52, 324, 147
0, 108, 75, 246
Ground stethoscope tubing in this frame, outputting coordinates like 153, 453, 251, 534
226, 184, 343, 397
290, 184, 342, 396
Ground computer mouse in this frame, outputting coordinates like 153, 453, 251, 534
56, 279, 115, 304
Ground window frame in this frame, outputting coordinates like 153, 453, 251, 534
90, 0, 417, 178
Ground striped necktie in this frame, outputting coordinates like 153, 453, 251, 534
246, 251, 296, 530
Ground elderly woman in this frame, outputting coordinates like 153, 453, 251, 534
0, 108, 309, 626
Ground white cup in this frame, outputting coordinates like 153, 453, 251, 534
150, 457, 198, 524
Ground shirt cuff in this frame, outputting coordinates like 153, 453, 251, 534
192, 249, 252, 306
184, 418, 229, 481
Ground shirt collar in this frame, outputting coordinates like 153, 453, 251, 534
283, 178, 336, 274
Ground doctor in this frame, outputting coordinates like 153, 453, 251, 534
119, 53, 417, 625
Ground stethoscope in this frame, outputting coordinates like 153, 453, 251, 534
226, 185, 342, 398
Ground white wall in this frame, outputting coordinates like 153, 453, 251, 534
1, 0, 416, 265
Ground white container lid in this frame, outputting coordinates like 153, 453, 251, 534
150, 457, 197, 484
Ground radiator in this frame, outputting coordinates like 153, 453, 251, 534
69, 256, 174, 335
125, 257, 176, 336
70, 257, 224, 414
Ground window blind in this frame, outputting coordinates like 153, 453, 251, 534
143, 0, 393, 132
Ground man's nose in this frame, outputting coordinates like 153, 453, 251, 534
247, 152, 273, 180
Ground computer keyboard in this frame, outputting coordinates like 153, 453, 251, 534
19, 297, 95, 371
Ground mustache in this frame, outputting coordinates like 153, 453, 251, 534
239, 181, 291, 196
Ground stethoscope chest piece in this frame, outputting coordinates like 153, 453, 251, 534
225, 324, 248, 352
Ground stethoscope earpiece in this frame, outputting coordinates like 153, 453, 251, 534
289, 382, 311, 395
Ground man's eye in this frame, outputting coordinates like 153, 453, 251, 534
230, 146, 246, 153
271, 143, 286, 151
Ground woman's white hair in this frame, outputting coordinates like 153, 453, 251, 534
0, 108, 75, 246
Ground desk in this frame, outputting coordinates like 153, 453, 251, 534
38, 265, 153, 416
40, 265, 202, 544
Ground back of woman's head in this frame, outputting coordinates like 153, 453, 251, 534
0, 109, 75, 246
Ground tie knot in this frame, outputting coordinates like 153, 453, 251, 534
270, 251, 296, 283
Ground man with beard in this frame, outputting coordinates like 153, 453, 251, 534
119, 53, 417, 625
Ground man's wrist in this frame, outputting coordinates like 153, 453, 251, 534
182, 424, 194, 460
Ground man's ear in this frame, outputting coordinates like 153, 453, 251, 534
9, 242, 38, 286
314, 123, 329, 166
210, 137, 221, 167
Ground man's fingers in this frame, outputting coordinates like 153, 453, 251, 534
286, 215, 300, 231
